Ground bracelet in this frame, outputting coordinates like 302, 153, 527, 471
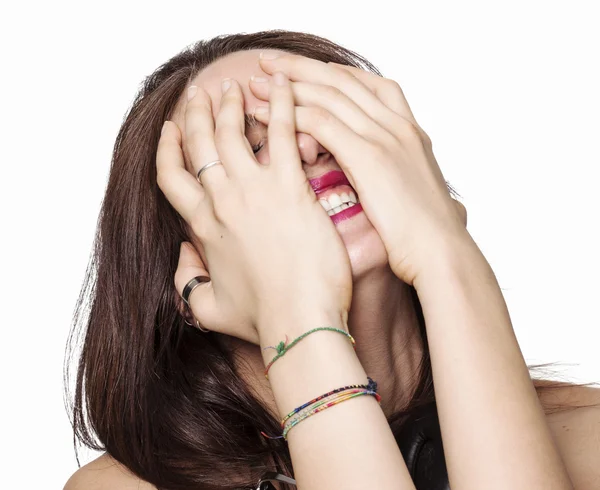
263, 326, 356, 380
260, 377, 380, 440
282, 388, 379, 440
280, 376, 377, 427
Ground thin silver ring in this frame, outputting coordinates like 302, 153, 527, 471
196, 160, 223, 184
194, 318, 210, 333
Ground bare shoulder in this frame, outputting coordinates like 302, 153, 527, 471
541, 384, 600, 490
63, 453, 157, 490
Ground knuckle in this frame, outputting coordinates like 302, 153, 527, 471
337, 66, 355, 79
214, 123, 236, 145
381, 78, 404, 98
186, 96, 212, 119
420, 128, 433, 149
337, 68, 358, 85
310, 106, 334, 127
186, 128, 205, 149
322, 84, 344, 99
269, 117, 295, 136
396, 118, 422, 142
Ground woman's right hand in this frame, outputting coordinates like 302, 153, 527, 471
156, 72, 353, 346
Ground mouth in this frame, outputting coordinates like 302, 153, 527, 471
309, 170, 354, 195
308, 170, 362, 220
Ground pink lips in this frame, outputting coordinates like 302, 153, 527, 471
308, 170, 353, 195
308, 170, 363, 225
330, 202, 363, 225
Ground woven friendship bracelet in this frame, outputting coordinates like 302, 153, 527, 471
263, 326, 356, 380
282, 388, 380, 440
260, 377, 380, 440
280, 377, 376, 428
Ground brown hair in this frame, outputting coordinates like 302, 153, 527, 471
64, 30, 599, 490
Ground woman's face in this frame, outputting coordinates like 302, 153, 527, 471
171, 49, 389, 279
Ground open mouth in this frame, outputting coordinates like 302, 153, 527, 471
308, 170, 362, 221
316, 184, 360, 216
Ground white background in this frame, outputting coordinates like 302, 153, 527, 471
1, 0, 598, 488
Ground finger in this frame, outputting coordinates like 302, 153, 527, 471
156, 121, 204, 224
214, 78, 259, 180
254, 105, 369, 191
185, 84, 227, 192
259, 54, 416, 144
250, 79, 394, 146
262, 71, 303, 179
327, 62, 418, 122
328, 62, 431, 147
174, 242, 219, 332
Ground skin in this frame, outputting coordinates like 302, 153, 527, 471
168, 49, 439, 418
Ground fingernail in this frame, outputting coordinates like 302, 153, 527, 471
260, 51, 280, 60
273, 71, 287, 86
250, 75, 268, 83
254, 106, 269, 115
187, 85, 197, 101
161, 121, 168, 135
221, 78, 232, 93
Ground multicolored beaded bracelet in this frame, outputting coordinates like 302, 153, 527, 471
280, 376, 378, 428
263, 326, 356, 380
282, 388, 380, 440
261, 377, 380, 440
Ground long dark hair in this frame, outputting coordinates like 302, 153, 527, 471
64, 30, 598, 490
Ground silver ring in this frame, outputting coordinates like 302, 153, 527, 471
182, 275, 211, 333
183, 314, 211, 333
196, 160, 223, 184
194, 318, 210, 333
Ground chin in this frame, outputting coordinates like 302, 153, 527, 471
343, 225, 390, 280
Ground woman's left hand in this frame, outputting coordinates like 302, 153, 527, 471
250, 53, 471, 286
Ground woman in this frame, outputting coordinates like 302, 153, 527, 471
64, 30, 600, 490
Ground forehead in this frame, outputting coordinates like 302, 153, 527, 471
172, 49, 283, 126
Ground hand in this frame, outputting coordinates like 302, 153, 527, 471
156, 73, 352, 344
251, 54, 469, 286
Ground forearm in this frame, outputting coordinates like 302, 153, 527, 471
259, 309, 416, 490
413, 234, 573, 489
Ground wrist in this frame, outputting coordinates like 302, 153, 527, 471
412, 231, 487, 292
257, 306, 349, 355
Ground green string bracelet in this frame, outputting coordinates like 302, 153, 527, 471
263, 326, 356, 380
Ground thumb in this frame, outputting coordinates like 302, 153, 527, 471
174, 241, 218, 332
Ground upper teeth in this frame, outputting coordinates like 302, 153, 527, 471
319, 191, 359, 216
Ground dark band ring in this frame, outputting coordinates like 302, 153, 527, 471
182, 275, 210, 306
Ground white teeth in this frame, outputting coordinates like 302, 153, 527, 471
327, 193, 343, 208
319, 199, 332, 211
319, 188, 360, 216
327, 201, 356, 216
